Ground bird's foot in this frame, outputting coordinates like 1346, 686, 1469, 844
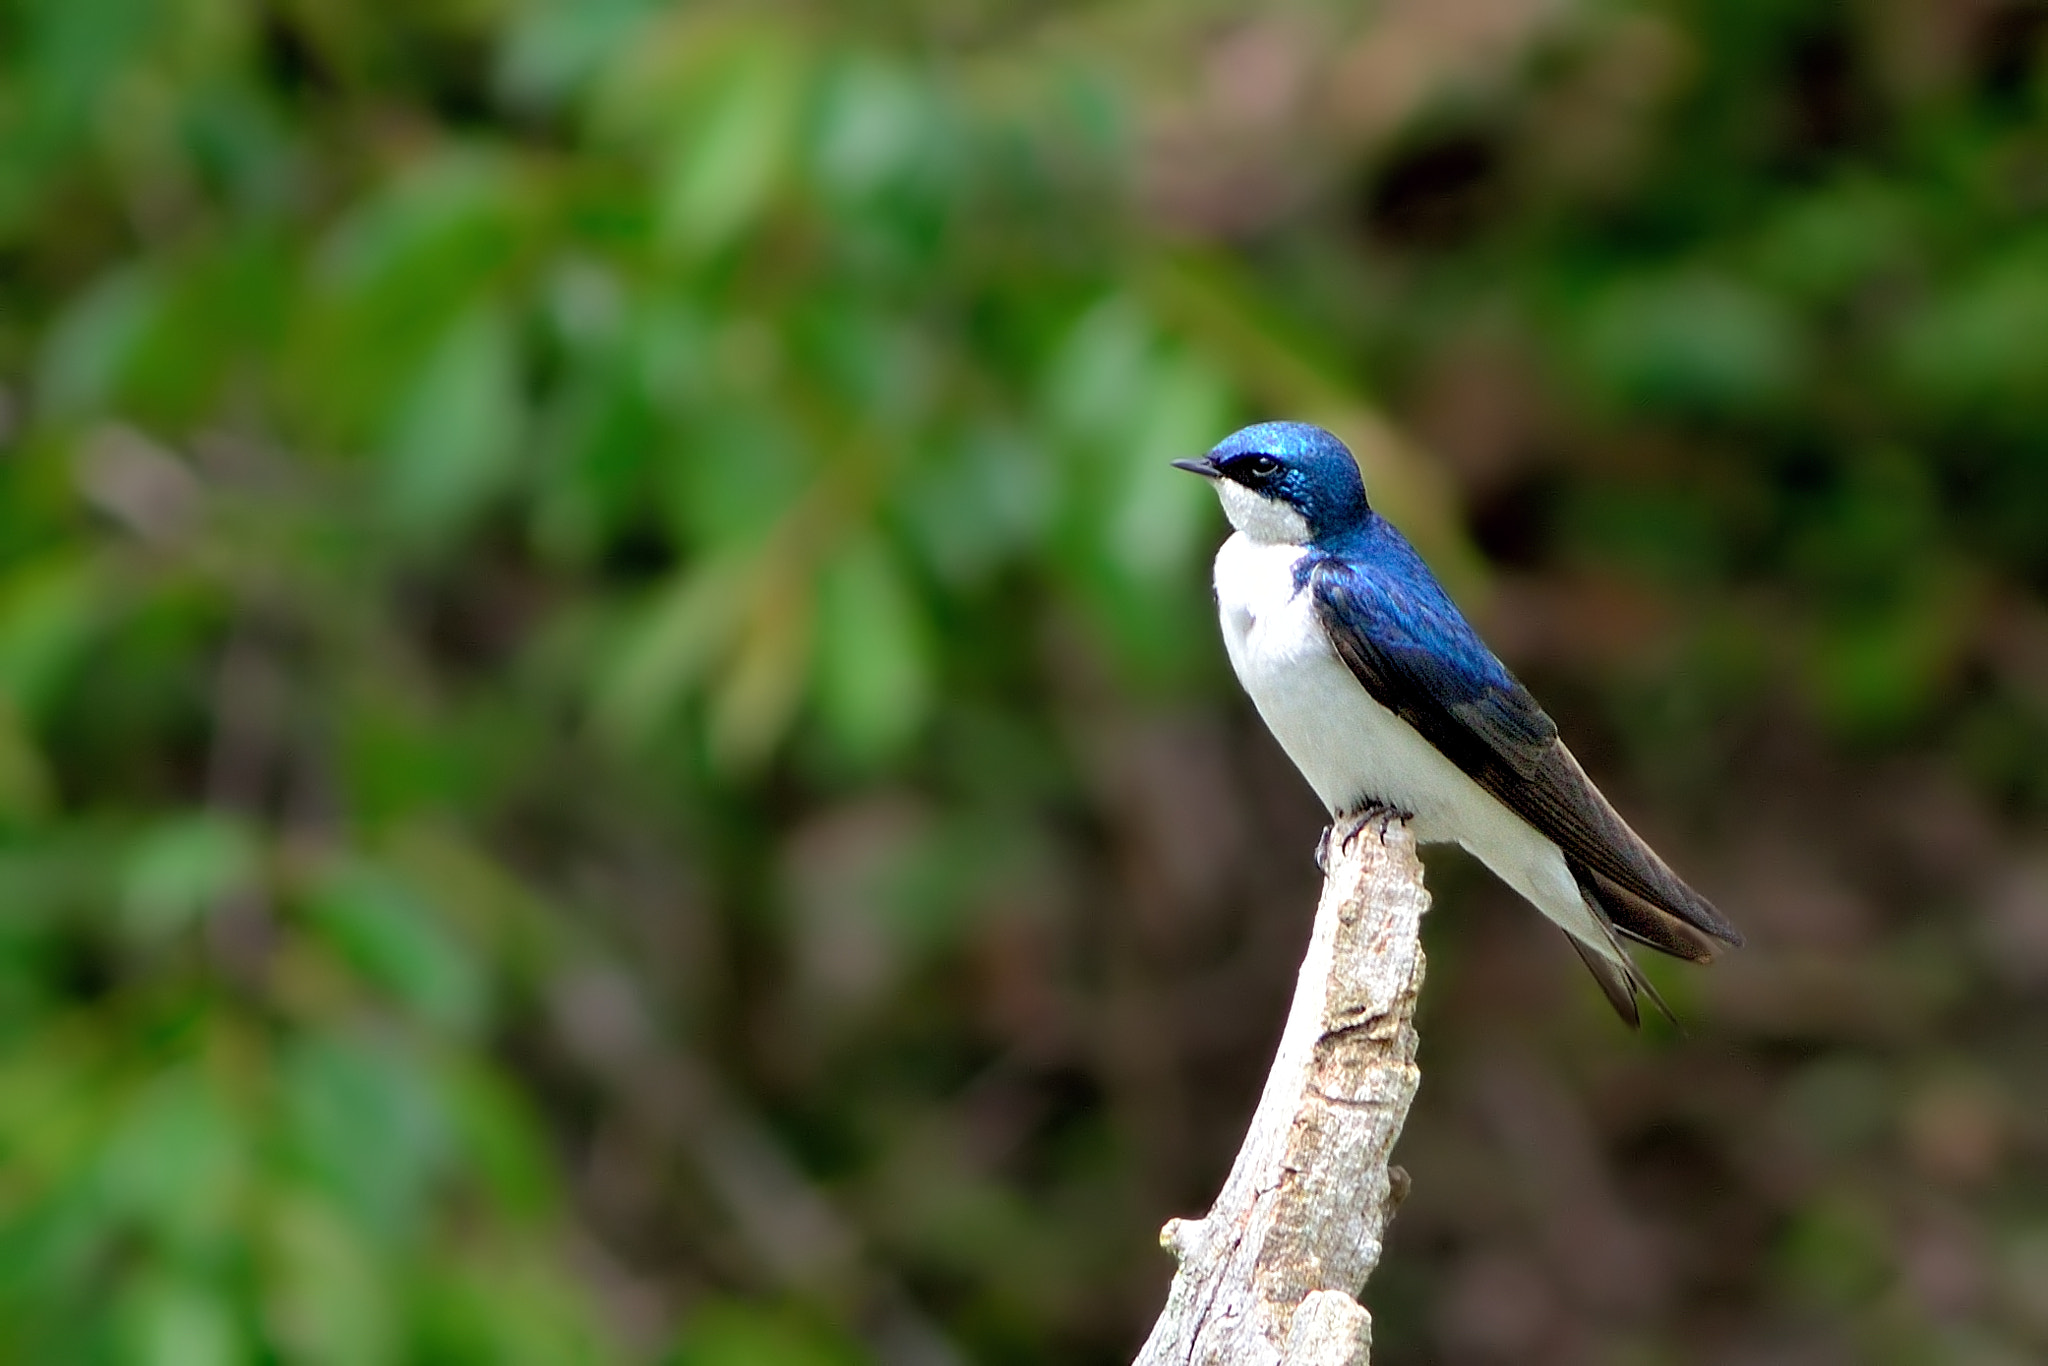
1335, 800, 1413, 853
1314, 824, 1333, 874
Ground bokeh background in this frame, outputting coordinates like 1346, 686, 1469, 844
4, 1, 2048, 1362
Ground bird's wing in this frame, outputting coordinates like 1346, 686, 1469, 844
1308, 554, 1742, 953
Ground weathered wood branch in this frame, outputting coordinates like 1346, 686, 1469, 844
1134, 809, 1429, 1366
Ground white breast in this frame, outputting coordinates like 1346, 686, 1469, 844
1213, 533, 1465, 831
1210, 532, 1610, 949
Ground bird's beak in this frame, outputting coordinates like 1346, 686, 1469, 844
1171, 457, 1220, 479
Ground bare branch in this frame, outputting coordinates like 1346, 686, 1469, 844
1135, 809, 1429, 1366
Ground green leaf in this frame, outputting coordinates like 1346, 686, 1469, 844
0, 698, 53, 821
279, 1031, 452, 1241
593, 558, 747, 745
812, 538, 931, 763
497, 0, 659, 109
98, 1068, 244, 1253
707, 570, 812, 771
259, 1191, 397, 1366
413, 1243, 621, 1366
1893, 247, 2048, 419
301, 862, 489, 1035
1751, 179, 1915, 304
895, 424, 1053, 586
0, 555, 102, 722
655, 34, 804, 254
118, 1272, 244, 1366
665, 404, 810, 550
444, 1060, 556, 1223
37, 266, 160, 416
314, 153, 524, 301
1044, 296, 1154, 440
119, 814, 262, 941
294, 152, 527, 450
809, 55, 930, 200
381, 304, 523, 540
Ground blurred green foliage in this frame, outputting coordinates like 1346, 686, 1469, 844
4, 0, 2048, 1363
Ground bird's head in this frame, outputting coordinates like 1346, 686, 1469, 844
1172, 422, 1370, 545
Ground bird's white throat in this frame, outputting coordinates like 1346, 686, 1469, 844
1215, 481, 1311, 546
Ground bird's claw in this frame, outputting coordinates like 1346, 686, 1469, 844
1326, 801, 1412, 859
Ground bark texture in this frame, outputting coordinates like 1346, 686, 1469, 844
1134, 810, 1429, 1366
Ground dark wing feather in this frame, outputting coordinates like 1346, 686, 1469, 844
1308, 554, 1742, 953
1573, 863, 1721, 963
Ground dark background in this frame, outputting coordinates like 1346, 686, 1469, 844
3, 1, 2048, 1362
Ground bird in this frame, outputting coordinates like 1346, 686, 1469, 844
1174, 421, 1741, 1025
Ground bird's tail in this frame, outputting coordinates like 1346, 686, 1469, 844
1564, 930, 1669, 1029
1566, 861, 1730, 1028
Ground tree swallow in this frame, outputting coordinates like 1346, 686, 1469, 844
1175, 421, 1742, 1024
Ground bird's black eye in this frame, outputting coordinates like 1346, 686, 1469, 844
1245, 455, 1280, 478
